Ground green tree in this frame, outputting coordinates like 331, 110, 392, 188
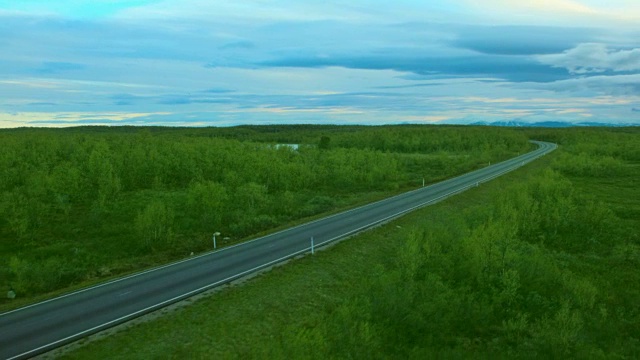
2, 189, 46, 241
135, 200, 175, 251
48, 162, 83, 216
87, 141, 121, 210
187, 181, 228, 230
318, 136, 331, 150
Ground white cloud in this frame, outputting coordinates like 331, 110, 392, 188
115, 0, 369, 23
464, 0, 640, 26
537, 43, 640, 74
524, 73, 640, 97
0, 111, 173, 128
113, 0, 474, 25
508, 0, 597, 15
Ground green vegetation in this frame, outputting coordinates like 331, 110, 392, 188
0, 125, 529, 307
58, 126, 639, 359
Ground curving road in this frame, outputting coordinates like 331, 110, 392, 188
0, 140, 556, 359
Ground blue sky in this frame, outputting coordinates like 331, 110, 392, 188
1, 0, 639, 127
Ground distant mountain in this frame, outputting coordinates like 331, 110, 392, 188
467, 120, 635, 128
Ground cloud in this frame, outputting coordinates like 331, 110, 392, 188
33, 61, 86, 74
111, 93, 142, 106
218, 41, 255, 50
0, 0, 163, 18
2, 1, 639, 128
27, 102, 58, 107
465, 0, 640, 26
0, 111, 173, 128
115, 0, 369, 23
537, 43, 640, 74
524, 73, 640, 97
482, 0, 598, 15
451, 25, 599, 55
202, 88, 235, 94
260, 54, 568, 83
110, 91, 242, 107
157, 95, 192, 105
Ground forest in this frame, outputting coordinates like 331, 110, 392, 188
56, 126, 639, 359
0, 125, 530, 303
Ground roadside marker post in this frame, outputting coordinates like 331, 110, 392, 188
311, 237, 315, 255
213, 232, 221, 250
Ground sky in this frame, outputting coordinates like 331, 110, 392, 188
1, 0, 639, 127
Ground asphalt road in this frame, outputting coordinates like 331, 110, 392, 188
0, 140, 556, 359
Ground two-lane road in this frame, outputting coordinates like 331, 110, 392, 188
0, 141, 556, 359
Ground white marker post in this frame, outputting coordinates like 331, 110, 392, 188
311, 236, 315, 255
213, 232, 221, 250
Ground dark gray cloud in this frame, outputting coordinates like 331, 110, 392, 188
246, 22, 596, 83
527, 74, 640, 96
451, 25, 600, 55
157, 95, 192, 105
0, 13, 593, 86
111, 94, 142, 106
34, 61, 86, 74
375, 83, 449, 89
154, 93, 241, 106
260, 54, 569, 82
202, 88, 235, 94
218, 40, 255, 50
109, 91, 238, 107
27, 102, 58, 107
0, 14, 256, 67
27, 119, 131, 125
192, 99, 236, 104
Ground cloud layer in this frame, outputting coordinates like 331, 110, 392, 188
1, 0, 639, 127
538, 43, 640, 74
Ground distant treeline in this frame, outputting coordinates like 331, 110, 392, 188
0, 125, 529, 298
